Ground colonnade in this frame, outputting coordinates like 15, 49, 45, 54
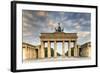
40, 40, 78, 58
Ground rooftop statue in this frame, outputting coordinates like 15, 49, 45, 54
55, 23, 64, 32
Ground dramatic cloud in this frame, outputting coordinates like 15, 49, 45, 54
77, 31, 91, 45
36, 11, 47, 16
78, 31, 90, 38
22, 10, 91, 45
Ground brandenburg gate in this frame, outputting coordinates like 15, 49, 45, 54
40, 23, 78, 58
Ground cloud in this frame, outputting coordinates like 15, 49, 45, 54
22, 10, 33, 20
73, 22, 81, 31
23, 27, 28, 32
75, 25, 81, 29
77, 31, 90, 38
23, 22, 30, 27
22, 10, 91, 45
77, 31, 90, 45
23, 32, 32, 36
47, 19, 57, 28
36, 11, 47, 16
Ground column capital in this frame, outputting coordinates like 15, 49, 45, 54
47, 40, 50, 42
69, 40, 71, 42
41, 40, 43, 43
62, 40, 65, 42
54, 40, 56, 42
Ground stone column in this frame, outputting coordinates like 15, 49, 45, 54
38, 45, 42, 59
62, 41, 65, 57
27, 46, 30, 59
29, 46, 31, 59
26, 46, 29, 59
41, 41, 45, 58
77, 45, 80, 57
68, 40, 71, 57
54, 41, 57, 58
74, 41, 77, 57
48, 41, 51, 58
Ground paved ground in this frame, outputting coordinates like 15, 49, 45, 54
23, 56, 91, 63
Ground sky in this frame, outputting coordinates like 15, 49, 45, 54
22, 10, 91, 54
